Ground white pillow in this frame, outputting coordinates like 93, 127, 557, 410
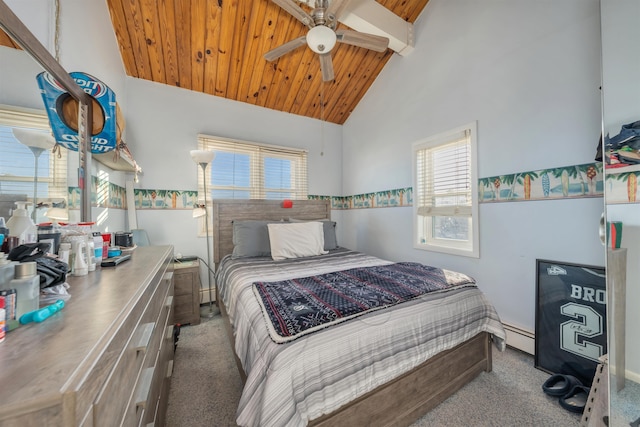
267, 222, 328, 261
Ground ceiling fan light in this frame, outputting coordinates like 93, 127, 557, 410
306, 25, 337, 54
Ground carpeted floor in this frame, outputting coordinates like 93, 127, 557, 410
166, 314, 584, 427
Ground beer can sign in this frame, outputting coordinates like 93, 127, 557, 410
36, 71, 117, 154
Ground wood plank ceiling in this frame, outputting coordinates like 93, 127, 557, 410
1, 0, 429, 125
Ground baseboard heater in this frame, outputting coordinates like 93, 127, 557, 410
199, 288, 216, 304
502, 322, 535, 355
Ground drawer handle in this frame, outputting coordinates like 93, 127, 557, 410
166, 359, 174, 378
164, 271, 174, 283
165, 324, 174, 340
165, 295, 173, 308
135, 367, 155, 409
133, 323, 155, 354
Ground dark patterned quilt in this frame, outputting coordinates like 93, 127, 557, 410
253, 262, 476, 343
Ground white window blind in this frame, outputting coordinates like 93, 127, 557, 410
413, 122, 478, 257
0, 105, 68, 203
416, 131, 471, 217
197, 134, 308, 201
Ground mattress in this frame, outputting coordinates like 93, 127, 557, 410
216, 248, 506, 427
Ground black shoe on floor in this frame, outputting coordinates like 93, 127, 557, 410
542, 374, 583, 397
559, 384, 590, 414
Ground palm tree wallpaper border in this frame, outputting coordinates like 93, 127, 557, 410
480, 162, 604, 203
605, 168, 640, 204
67, 161, 621, 211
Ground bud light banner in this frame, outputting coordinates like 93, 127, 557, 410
535, 259, 606, 386
36, 71, 117, 154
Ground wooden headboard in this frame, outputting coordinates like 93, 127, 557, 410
211, 199, 331, 264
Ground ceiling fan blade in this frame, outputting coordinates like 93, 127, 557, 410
264, 36, 307, 62
272, 0, 315, 29
336, 29, 389, 52
319, 53, 334, 81
325, 0, 352, 22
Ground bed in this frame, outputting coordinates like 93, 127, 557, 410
212, 199, 506, 427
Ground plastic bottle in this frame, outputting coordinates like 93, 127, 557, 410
58, 242, 71, 265
6, 202, 37, 245
0, 290, 16, 326
72, 240, 88, 276
0, 253, 16, 289
93, 232, 103, 261
101, 233, 111, 260
0, 296, 5, 343
0, 217, 7, 248
9, 262, 40, 330
87, 240, 96, 272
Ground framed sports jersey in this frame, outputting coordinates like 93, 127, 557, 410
534, 259, 607, 386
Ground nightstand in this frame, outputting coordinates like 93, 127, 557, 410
173, 259, 201, 325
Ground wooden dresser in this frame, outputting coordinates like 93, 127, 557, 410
0, 245, 175, 426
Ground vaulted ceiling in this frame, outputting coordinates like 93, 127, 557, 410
1, 0, 430, 125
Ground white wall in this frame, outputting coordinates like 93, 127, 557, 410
601, 0, 640, 380
121, 78, 342, 263
342, 0, 605, 337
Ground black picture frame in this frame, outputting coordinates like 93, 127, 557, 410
534, 259, 607, 386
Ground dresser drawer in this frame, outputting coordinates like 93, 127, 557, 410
92, 322, 152, 425
84, 304, 153, 424
121, 275, 174, 426
143, 297, 175, 425
174, 270, 196, 296
93, 267, 171, 426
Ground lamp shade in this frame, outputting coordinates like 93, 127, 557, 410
192, 206, 206, 218
306, 25, 337, 54
12, 128, 56, 150
46, 207, 69, 222
190, 149, 215, 164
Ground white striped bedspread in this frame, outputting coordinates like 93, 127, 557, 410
216, 248, 506, 427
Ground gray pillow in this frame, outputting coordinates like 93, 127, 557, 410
289, 218, 338, 251
231, 220, 278, 258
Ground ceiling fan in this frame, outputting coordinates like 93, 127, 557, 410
265, 0, 390, 81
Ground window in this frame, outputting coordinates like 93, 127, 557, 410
197, 134, 308, 201
413, 122, 478, 258
0, 105, 67, 222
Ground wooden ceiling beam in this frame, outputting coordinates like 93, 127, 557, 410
122, 0, 153, 80
157, 0, 180, 87
254, 7, 294, 108
106, 0, 139, 78
190, 0, 207, 93
236, 0, 270, 104
174, 0, 192, 89
225, 0, 253, 100
249, 6, 290, 107
140, 0, 167, 83
203, 1, 222, 96
214, 0, 236, 98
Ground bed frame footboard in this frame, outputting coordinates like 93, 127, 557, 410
308, 332, 492, 427
220, 297, 491, 427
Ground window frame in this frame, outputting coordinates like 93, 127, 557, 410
412, 121, 479, 258
197, 134, 308, 202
